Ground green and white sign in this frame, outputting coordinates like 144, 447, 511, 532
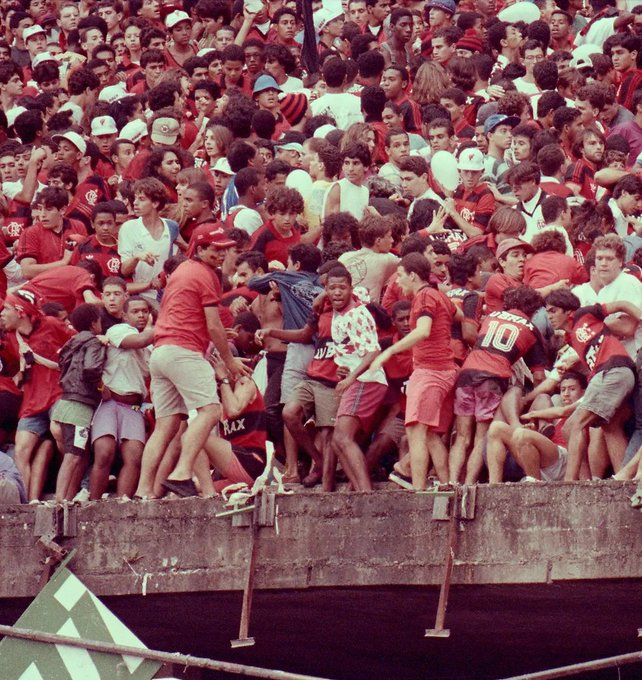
0, 563, 161, 680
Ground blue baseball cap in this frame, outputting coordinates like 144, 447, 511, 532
484, 113, 520, 136
426, 0, 456, 14
253, 74, 282, 95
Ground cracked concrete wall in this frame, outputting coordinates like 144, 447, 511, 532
1, 481, 641, 599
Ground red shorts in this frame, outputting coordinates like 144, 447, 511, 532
337, 380, 388, 432
454, 379, 503, 422
405, 368, 457, 432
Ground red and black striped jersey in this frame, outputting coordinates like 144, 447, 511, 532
567, 304, 635, 377
564, 158, 597, 201
453, 183, 495, 232
220, 382, 267, 455
617, 68, 642, 112
457, 309, 547, 387
306, 308, 340, 386
446, 287, 483, 364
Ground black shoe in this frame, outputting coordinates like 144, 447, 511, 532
161, 478, 198, 497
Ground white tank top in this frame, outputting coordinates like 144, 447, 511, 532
336, 178, 369, 221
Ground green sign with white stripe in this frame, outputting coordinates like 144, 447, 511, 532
0, 565, 161, 679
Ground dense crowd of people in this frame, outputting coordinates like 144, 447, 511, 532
2, 0, 642, 505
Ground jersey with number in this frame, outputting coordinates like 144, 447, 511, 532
568, 304, 635, 377
456, 308, 546, 388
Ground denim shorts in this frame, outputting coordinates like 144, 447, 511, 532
16, 408, 53, 437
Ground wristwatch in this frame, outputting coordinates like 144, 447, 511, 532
220, 378, 231, 385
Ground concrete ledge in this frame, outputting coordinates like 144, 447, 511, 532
1, 480, 641, 599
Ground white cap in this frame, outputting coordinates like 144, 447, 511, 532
53, 130, 87, 155
23, 25, 46, 42
212, 158, 233, 175
91, 115, 118, 136
7, 107, 27, 127
98, 84, 130, 104
165, 10, 191, 28
570, 44, 601, 70
119, 119, 148, 144
497, 1, 541, 22
313, 123, 337, 139
31, 52, 57, 69
197, 48, 215, 57
457, 147, 484, 171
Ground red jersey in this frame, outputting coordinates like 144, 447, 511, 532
70, 235, 122, 278
382, 332, 412, 413
0, 238, 11, 301
410, 285, 457, 370
523, 251, 588, 289
457, 309, 547, 387
154, 259, 221, 355
68, 175, 112, 230
453, 183, 495, 233
446, 287, 483, 364
567, 303, 635, 377
306, 308, 339, 387
0, 333, 21, 397
15, 316, 75, 417
15, 221, 88, 265
220, 381, 267, 455
23, 265, 99, 314
249, 220, 301, 267
3, 198, 32, 244
484, 272, 521, 314
381, 270, 412, 314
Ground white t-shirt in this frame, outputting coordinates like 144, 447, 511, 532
597, 270, 642, 359
59, 100, 83, 125
104, 323, 151, 397
513, 78, 540, 97
310, 92, 364, 130
117, 217, 173, 302
227, 205, 263, 235
280, 76, 304, 93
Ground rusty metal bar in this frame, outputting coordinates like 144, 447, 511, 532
502, 650, 642, 679
0, 624, 331, 680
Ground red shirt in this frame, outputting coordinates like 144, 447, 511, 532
306, 307, 339, 386
0, 238, 11, 301
523, 251, 588, 289
567, 303, 635, 377
410, 285, 457, 370
249, 220, 301, 267
381, 270, 412, 314
457, 309, 546, 387
71, 235, 122, 279
540, 181, 573, 199
382, 332, 412, 413
15, 316, 75, 417
15, 221, 88, 265
154, 259, 221, 354
484, 272, 521, 314
23, 266, 99, 314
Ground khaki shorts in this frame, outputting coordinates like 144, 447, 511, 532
291, 379, 339, 428
150, 345, 219, 418
579, 366, 635, 424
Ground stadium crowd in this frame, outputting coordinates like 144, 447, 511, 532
2, 0, 642, 504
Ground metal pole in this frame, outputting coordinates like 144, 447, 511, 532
501, 650, 642, 679
0, 624, 332, 680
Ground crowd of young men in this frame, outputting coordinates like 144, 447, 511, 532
3, 0, 642, 504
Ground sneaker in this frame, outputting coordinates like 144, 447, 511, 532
521, 475, 541, 483
389, 471, 413, 490
73, 488, 90, 504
